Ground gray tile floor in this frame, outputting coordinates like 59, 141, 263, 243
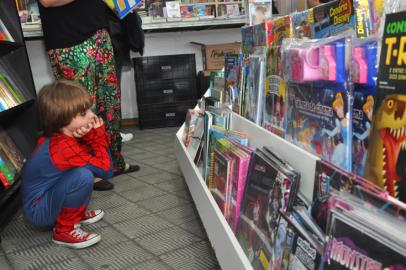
0, 126, 221, 270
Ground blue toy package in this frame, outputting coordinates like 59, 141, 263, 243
352, 88, 376, 176
286, 83, 352, 172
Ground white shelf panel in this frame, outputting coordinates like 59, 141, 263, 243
230, 113, 320, 202
174, 126, 253, 270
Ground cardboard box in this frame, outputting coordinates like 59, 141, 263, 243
191, 42, 241, 71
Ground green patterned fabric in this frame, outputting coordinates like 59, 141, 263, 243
48, 29, 125, 173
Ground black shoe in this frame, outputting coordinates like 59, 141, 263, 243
93, 180, 114, 191
114, 164, 140, 176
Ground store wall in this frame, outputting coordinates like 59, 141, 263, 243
26, 27, 241, 119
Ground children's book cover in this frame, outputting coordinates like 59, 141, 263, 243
286, 83, 352, 172
325, 210, 406, 269
365, 10, 406, 203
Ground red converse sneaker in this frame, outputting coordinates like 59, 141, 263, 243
52, 226, 101, 249
79, 209, 105, 225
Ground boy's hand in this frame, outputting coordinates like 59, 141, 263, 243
92, 117, 104, 129
73, 122, 94, 138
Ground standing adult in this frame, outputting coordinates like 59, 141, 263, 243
38, 0, 139, 190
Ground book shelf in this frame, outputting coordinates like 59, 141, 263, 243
0, 0, 38, 237
174, 110, 319, 269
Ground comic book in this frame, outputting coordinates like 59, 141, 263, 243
245, 50, 265, 125
183, 109, 201, 148
291, 9, 314, 39
365, 10, 406, 203
264, 15, 292, 137
241, 26, 254, 56
224, 54, 241, 108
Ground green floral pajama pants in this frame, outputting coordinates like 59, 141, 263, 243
48, 29, 125, 173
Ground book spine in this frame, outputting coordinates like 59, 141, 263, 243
0, 74, 25, 104
208, 151, 216, 190
0, 170, 10, 189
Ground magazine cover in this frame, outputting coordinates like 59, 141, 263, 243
325, 209, 406, 269
365, 10, 406, 203
311, 0, 356, 38
285, 83, 352, 172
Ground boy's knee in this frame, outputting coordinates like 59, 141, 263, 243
74, 167, 94, 186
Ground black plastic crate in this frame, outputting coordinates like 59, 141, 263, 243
138, 100, 196, 129
137, 78, 197, 105
134, 54, 196, 81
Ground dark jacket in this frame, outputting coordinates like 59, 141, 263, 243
108, 10, 145, 68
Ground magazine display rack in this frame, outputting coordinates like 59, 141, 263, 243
0, 0, 38, 236
174, 110, 319, 270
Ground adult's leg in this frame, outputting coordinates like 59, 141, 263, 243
48, 30, 125, 173
94, 29, 126, 173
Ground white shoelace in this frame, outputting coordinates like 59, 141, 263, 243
70, 227, 88, 239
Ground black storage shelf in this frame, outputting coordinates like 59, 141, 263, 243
0, 0, 38, 236
0, 41, 23, 58
137, 78, 197, 105
134, 54, 198, 129
0, 99, 34, 123
134, 54, 196, 81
